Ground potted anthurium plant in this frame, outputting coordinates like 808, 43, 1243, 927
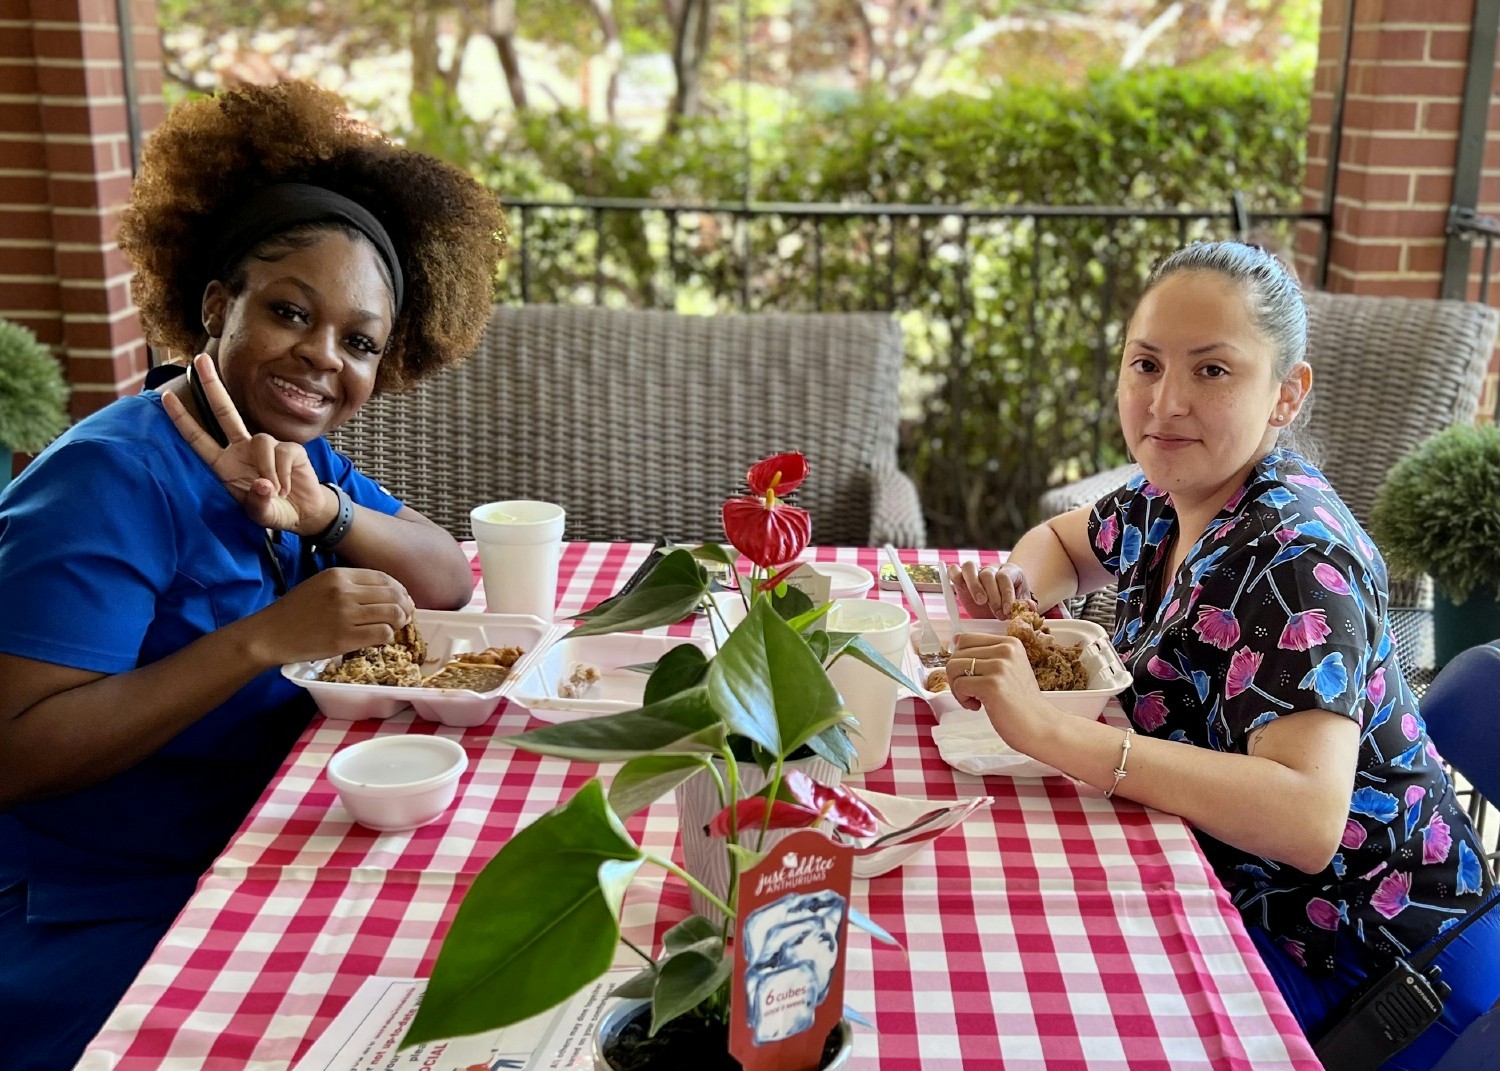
402, 453, 916, 1069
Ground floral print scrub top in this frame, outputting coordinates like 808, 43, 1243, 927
1088, 450, 1494, 976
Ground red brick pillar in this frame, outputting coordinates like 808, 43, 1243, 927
1299, 0, 1500, 419
0, 0, 163, 444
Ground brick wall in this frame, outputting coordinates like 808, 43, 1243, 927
0, 0, 162, 465
1299, 0, 1500, 419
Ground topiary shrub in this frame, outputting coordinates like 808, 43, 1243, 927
0, 317, 70, 455
1371, 423, 1500, 605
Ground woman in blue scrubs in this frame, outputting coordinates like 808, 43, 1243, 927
0, 82, 506, 1069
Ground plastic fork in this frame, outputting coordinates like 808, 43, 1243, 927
883, 544, 942, 660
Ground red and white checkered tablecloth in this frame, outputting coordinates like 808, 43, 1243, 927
77, 543, 1319, 1071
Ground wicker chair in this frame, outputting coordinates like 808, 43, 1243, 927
1037, 291, 1499, 687
333, 306, 926, 547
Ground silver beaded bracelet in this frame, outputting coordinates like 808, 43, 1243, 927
1103, 726, 1135, 799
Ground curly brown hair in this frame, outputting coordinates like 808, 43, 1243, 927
117, 82, 507, 393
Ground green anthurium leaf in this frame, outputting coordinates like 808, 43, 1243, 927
805, 720, 857, 771
568, 549, 709, 636
822, 630, 859, 661
785, 601, 836, 634
598, 857, 646, 919
843, 1003, 876, 1029
705, 599, 783, 754
663, 915, 720, 953
649, 944, 733, 1036
610, 966, 659, 1000
620, 662, 658, 674
402, 781, 642, 1047
497, 688, 725, 761
807, 631, 830, 664
608, 754, 710, 818
849, 904, 901, 946
689, 542, 739, 568
840, 635, 923, 694
727, 842, 768, 872
770, 584, 813, 621
643, 643, 711, 705
708, 598, 846, 760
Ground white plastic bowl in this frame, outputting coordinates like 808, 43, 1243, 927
326, 735, 468, 832
801, 561, 876, 601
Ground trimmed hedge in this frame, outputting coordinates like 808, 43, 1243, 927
434, 67, 1310, 546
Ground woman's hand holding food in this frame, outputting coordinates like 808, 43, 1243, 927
945, 632, 1052, 748
241, 568, 414, 668
949, 560, 1035, 620
163, 354, 335, 535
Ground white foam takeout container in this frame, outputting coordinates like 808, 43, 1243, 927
908, 616, 1131, 721
282, 609, 560, 727
507, 632, 713, 723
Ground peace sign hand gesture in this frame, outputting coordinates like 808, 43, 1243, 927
162, 354, 335, 536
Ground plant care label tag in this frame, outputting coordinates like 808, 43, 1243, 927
729, 828, 853, 1071
784, 563, 833, 625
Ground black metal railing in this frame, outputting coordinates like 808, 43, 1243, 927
497, 197, 1330, 547
1445, 208, 1500, 422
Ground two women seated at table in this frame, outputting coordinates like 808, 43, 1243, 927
949, 241, 1498, 1071
0, 83, 504, 1069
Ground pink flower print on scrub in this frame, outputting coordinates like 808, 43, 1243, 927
1225, 648, 1262, 699
1371, 868, 1471, 921
1422, 812, 1452, 864
1279, 609, 1332, 651
1313, 563, 1351, 595
1367, 667, 1387, 708
1307, 899, 1341, 930
1194, 606, 1240, 650
1133, 691, 1169, 731
1314, 506, 1345, 534
1341, 819, 1368, 849
1095, 513, 1119, 554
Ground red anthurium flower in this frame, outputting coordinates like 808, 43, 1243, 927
723, 451, 812, 568
781, 769, 881, 839
746, 452, 808, 497
722, 495, 811, 568
707, 797, 818, 838
706, 771, 882, 840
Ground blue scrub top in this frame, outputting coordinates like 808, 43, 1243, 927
0, 386, 404, 922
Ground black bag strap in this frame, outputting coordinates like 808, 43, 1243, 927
1409, 884, 1500, 971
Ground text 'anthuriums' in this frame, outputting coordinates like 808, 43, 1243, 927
401, 455, 914, 1064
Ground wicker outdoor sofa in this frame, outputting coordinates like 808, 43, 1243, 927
333, 305, 927, 548
1038, 290, 1500, 686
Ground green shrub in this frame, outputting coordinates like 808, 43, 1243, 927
0, 318, 70, 454
1371, 423, 1500, 605
477, 66, 1309, 545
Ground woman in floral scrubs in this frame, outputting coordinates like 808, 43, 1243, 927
948, 242, 1497, 1071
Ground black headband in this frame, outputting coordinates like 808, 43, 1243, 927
208, 183, 404, 315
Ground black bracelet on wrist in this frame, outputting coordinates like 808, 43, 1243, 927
310, 481, 355, 550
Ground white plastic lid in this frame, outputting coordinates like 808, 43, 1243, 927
327, 735, 467, 793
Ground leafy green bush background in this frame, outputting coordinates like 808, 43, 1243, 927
403, 67, 1309, 546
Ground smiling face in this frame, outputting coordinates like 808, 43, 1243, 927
201, 229, 394, 443
1119, 270, 1308, 514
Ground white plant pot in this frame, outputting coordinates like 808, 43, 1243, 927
593, 997, 854, 1071
674, 752, 842, 923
